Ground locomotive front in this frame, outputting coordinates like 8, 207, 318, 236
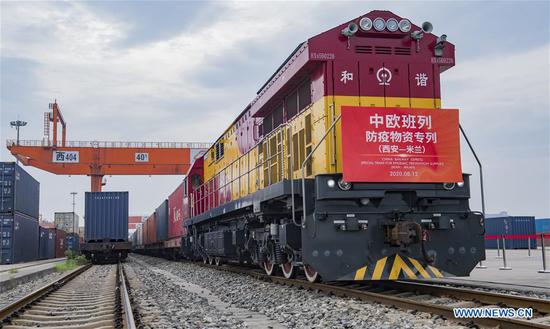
298, 11, 485, 281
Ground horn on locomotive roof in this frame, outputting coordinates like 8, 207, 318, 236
341, 22, 359, 37
434, 34, 448, 57
411, 21, 434, 53
411, 21, 433, 40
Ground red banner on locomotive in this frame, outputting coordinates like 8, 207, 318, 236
341, 106, 462, 183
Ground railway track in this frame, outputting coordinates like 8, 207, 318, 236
200, 262, 550, 329
0, 263, 137, 328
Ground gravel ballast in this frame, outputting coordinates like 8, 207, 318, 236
0, 271, 63, 309
126, 257, 281, 328
128, 254, 467, 329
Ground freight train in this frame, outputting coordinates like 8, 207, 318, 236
81, 192, 131, 264
132, 10, 486, 282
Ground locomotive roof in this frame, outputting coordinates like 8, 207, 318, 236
212, 9, 453, 144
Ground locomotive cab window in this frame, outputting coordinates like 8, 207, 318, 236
191, 174, 202, 189
297, 80, 311, 112
286, 80, 311, 121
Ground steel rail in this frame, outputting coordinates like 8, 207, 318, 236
0, 263, 92, 322
119, 263, 137, 329
387, 280, 550, 314
199, 262, 550, 329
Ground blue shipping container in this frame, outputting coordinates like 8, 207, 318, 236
485, 216, 536, 249
0, 162, 40, 218
65, 233, 80, 253
39, 227, 56, 259
0, 212, 39, 264
85, 192, 129, 242
155, 200, 168, 242
535, 218, 550, 233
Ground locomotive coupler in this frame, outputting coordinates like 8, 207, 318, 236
386, 221, 421, 247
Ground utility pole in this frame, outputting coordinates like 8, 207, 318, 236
70, 192, 77, 233
10, 120, 27, 164
10, 120, 27, 145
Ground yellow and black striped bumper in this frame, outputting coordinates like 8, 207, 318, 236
351, 254, 445, 281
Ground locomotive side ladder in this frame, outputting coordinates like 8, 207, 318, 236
6, 101, 210, 192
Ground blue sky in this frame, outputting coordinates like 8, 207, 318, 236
1, 1, 548, 222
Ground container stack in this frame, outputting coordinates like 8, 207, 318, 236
0, 162, 40, 264
535, 218, 550, 247
38, 227, 56, 259
54, 212, 80, 234
128, 215, 146, 238
485, 216, 537, 249
66, 232, 81, 253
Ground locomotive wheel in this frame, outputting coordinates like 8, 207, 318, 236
304, 264, 320, 283
203, 257, 208, 264
208, 257, 214, 265
215, 257, 221, 266
281, 262, 296, 279
263, 260, 276, 276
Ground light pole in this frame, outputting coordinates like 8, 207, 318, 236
70, 192, 77, 233
10, 120, 27, 145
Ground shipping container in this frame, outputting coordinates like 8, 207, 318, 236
55, 229, 67, 258
84, 192, 129, 242
136, 223, 143, 247
0, 162, 40, 218
142, 217, 147, 245
156, 200, 168, 242
54, 212, 79, 233
536, 218, 550, 233
168, 182, 184, 240
145, 214, 157, 245
39, 227, 56, 259
485, 216, 536, 249
66, 233, 80, 253
128, 215, 146, 230
39, 221, 55, 229
0, 212, 39, 264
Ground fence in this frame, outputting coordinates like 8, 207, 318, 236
478, 233, 550, 273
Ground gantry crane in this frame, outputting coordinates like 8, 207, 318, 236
7, 101, 210, 191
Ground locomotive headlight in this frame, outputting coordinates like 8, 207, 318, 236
443, 182, 456, 190
359, 17, 373, 31
398, 19, 412, 32
386, 18, 399, 32
457, 181, 465, 188
360, 198, 370, 206
373, 17, 386, 31
327, 179, 336, 188
338, 178, 352, 191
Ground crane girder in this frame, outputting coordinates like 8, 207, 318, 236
7, 143, 206, 191
6, 101, 209, 192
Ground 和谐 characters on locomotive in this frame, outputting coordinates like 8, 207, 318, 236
181, 10, 485, 282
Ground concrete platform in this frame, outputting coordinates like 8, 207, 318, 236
0, 258, 66, 292
0, 258, 65, 273
426, 249, 550, 295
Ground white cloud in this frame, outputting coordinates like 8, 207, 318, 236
442, 45, 550, 217
444, 45, 549, 119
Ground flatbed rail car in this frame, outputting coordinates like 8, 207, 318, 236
134, 10, 485, 282
83, 191, 131, 264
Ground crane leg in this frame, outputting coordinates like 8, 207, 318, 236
91, 175, 104, 192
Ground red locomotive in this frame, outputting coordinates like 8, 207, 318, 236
133, 10, 485, 282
